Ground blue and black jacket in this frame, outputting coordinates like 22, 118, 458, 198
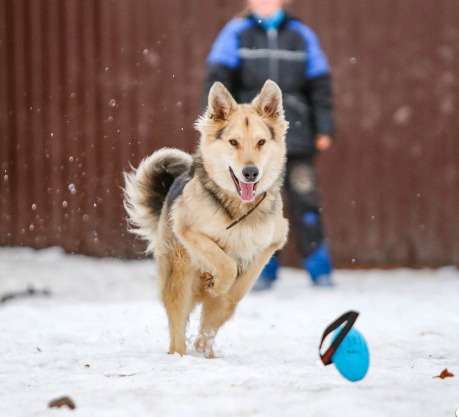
204, 12, 335, 156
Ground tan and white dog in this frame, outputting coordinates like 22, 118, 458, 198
124, 80, 289, 357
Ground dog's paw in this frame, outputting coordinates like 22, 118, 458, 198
194, 333, 216, 359
200, 272, 215, 291
210, 271, 237, 297
200, 272, 221, 297
210, 278, 234, 297
201, 261, 237, 297
168, 344, 186, 356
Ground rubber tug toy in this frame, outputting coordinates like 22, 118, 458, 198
319, 311, 370, 382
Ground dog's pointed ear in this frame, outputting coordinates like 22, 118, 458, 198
207, 82, 237, 121
252, 80, 283, 119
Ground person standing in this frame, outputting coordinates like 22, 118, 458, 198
203, 0, 335, 289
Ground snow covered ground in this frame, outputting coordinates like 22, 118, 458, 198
0, 247, 458, 417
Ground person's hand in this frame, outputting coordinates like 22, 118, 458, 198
315, 134, 333, 152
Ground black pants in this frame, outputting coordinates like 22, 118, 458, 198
284, 156, 325, 259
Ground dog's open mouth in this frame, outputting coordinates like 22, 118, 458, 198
229, 167, 258, 202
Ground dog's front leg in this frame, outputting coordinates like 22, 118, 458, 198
227, 245, 277, 303
228, 217, 289, 303
175, 224, 238, 297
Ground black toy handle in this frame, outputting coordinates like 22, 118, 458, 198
319, 310, 359, 366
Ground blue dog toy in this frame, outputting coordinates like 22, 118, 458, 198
319, 311, 370, 382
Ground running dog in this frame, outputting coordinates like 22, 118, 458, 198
124, 80, 289, 357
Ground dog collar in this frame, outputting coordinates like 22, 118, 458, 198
226, 192, 267, 230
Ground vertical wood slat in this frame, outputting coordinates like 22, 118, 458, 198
0, 0, 10, 245
98, 0, 122, 255
79, 1, 101, 255
445, 0, 459, 265
28, 0, 47, 247
0, 0, 458, 267
11, 0, 31, 245
67, 0, 84, 253
4, 0, 15, 241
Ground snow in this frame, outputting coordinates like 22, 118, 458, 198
1, 247, 458, 417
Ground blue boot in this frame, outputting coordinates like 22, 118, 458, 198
252, 255, 279, 292
304, 243, 334, 287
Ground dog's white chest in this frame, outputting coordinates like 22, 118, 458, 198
219, 220, 275, 263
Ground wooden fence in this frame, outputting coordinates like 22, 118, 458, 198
1, 0, 458, 266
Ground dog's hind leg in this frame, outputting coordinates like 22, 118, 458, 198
195, 296, 237, 358
160, 257, 194, 356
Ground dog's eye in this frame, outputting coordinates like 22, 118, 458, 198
257, 139, 266, 147
229, 139, 239, 147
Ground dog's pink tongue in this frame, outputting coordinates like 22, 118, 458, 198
239, 182, 255, 201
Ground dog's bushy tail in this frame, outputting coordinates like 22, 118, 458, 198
123, 147, 192, 253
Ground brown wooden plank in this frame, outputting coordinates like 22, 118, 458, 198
0, 0, 11, 245
11, 0, 33, 246
42, 0, 65, 247
27, 0, 47, 248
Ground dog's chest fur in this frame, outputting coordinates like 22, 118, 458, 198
171, 175, 281, 273
217, 216, 276, 263
194, 194, 278, 270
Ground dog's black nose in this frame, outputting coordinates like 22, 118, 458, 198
242, 166, 259, 182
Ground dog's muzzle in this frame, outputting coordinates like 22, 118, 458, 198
229, 166, 258, 202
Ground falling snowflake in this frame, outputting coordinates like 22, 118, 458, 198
68, 184, 77, 194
